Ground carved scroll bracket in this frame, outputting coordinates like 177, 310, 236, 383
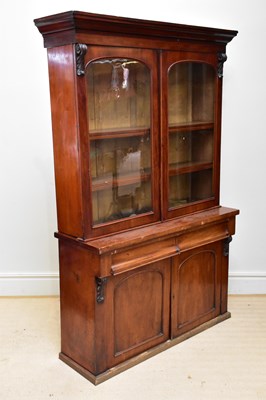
217, 52, 227, 78
223, 236, 232, 257
96, 277, 108, 304
75, 43, 88, 76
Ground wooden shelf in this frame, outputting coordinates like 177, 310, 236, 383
90, 127, 150, 140
89, 122, 212, 140
169, 161, 213, 176
92, 170, 151, 192
169, 121, 214, 133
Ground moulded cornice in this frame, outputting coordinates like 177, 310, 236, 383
34, 10, 238, 48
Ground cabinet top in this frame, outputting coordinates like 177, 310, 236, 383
55, 207, 239, 255
34, 10, 238, 48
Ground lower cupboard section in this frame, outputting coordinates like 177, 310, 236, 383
103, 260, 171, 369
58, 238, 229, 383
171, 241, 223, 338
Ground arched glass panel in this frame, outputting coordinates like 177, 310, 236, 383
86, 58, 152, 225
168, 62, 215, 209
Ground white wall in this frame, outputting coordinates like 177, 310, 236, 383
0, 0, 265, 295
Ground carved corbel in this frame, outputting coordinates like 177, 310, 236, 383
223, 236, 232, 257
95, 276, 108, 304
75, 43, 88, 76
217, 52, 227, 78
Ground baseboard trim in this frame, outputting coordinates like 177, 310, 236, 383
0, 272, 265, 296
0, 272, 59, 296
229, 272, 266, 294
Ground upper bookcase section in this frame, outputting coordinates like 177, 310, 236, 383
34, 10, 238, 49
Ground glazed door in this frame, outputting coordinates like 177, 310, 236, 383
171, 241, 222, 338
83, 47, 160, 237
161, 52, 221, 220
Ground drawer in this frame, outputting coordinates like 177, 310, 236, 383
111, 237, 178, 275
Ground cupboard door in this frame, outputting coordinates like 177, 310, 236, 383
95, 260, 170, 372
161, 52, 221, 220
84, 47, 160, 237
171, 241, 222, 338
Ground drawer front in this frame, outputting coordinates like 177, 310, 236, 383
111, 237, 178, 275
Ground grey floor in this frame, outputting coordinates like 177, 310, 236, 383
1, 295, 266, 400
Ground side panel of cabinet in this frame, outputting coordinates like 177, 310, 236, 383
47, 45, 84, 237
171, 241, 222, 338
94, 260, 170, 373
59, 241, 99, 374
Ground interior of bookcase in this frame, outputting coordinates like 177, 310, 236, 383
86, 58, 152, 224
168, 62, 215, 208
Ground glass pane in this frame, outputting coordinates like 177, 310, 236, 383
168, 62, 215, 125
169, 169, 213, 207
86, 58, 152, 225
168, 62, 215, 209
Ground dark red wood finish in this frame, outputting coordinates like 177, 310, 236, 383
83, 46, 161, 238
35, 11, 238, 384
35, 10, 237, 49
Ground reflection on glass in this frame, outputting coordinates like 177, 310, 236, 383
168, 62, 215, 209
86, 58, 152, 224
